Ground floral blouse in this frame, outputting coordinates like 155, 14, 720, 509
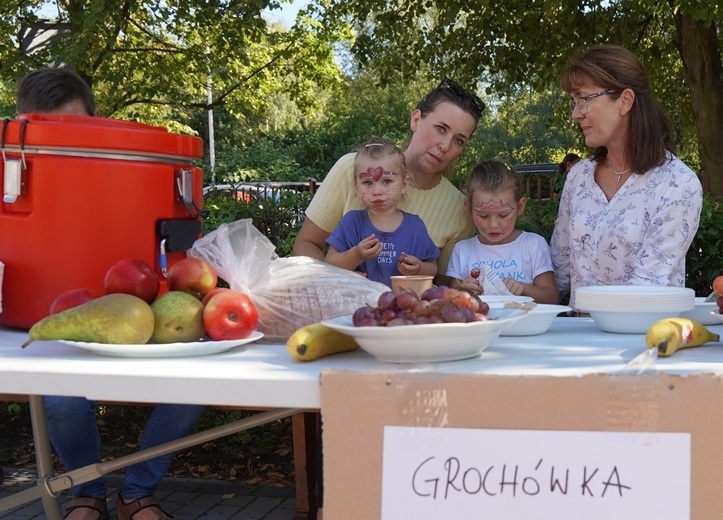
550, 153, 703, 310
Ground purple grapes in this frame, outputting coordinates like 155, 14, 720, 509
353, 286, 489, 327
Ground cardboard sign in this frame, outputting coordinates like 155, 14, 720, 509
320, 371, 723, 520
382, 426, 690, 519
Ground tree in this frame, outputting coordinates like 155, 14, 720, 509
0, 1, 346, 130
319, 0, 722, 194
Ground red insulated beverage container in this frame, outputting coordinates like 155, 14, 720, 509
0, 114, 205, 329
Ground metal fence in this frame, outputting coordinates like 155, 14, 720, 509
203, 163, 561, 205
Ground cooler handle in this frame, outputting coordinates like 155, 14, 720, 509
174, 168, 208, 219
2, 119, 28, 204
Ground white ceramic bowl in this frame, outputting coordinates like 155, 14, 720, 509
678, 297, 721, 325
588, 310, 683, 334
321, 308, 528, 363
500, 304, 572, 336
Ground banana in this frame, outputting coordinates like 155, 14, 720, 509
645, 317, 720, 357
286, 323, 359, 361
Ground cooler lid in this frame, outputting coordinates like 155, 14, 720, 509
2, 114, 203, 162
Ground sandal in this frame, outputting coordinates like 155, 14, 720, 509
64, 497, 109, 520
115, 496, 178, 520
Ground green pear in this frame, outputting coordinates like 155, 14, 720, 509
22, 293, 155, 347
150, 291, 205, 343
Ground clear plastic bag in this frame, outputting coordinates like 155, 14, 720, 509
188, 219, 388, 343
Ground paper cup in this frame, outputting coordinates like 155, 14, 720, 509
390, 275, 434, 297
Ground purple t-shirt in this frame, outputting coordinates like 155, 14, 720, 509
327, 209, 440, 287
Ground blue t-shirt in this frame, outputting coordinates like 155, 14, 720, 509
327, 209, 440, 287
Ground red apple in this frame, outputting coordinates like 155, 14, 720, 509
203, 290, 258, 341
201, 287, 230, 306
167, 257, 218, 300
104, 258, 160, 304
49, 287, 102, 314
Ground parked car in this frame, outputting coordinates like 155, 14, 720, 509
202, 183, 281, 202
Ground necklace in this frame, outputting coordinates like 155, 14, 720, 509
607, 158, 631, 183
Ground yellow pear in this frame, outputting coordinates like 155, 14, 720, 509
22, 293, 154, 347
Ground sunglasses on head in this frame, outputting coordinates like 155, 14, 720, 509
424, 78, 486, 115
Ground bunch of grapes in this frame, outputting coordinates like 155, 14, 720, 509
352, 286, 491, 327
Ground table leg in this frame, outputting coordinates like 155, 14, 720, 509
28, 395, 63, 520
292, 411, 319, 520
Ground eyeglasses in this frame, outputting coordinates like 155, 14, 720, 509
423, 78, 486, 116
568, 90, 618, 114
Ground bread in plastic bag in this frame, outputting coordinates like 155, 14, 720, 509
187, 219, 389, 343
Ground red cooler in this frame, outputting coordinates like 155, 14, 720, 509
0, 114, 205, 329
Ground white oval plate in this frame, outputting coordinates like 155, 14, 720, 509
677, 298, 721, 326
480, 295, 534, 306
59, 330, 264, 358
321, 308, 528, 363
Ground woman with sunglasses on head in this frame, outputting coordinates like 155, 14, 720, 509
550, 45, 703, 311
293, 78, 484, 286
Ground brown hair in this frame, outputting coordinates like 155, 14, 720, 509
557, 152, 581, 175
465, 160, 521, 204
559, 45, 676, 174
16, 68, 96, 116
416, 77, 485, 124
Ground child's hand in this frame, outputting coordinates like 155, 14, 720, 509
398, 252, 421, 275
460, 276, 483, 295
356, 234, 382, 260
503, 278, 525, 296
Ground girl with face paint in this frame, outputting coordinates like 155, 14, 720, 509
325, 139, 439, 288
446, 160, 559, 304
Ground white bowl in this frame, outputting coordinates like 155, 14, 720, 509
500, 304, 572, 336
321, 308, 528, 363
678, 297, 721, 325
588, 310, 683, 334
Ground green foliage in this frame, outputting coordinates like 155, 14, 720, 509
202, 190, 312, 257
686, 195, 723, 295
1, 1, 346, 131
516, 199, 559, 242
4, 402, 21, 415
320, 0, 718, 194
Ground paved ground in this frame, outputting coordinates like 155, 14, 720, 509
0, 467, 297, 520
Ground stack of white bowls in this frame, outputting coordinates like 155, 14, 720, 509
575, 285, 695, 333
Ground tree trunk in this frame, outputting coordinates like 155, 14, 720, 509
673, 13, 723, 196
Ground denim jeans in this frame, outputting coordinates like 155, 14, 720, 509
44, 396, 205, 499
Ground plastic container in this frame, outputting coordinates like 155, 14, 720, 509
0, 114, 204, 329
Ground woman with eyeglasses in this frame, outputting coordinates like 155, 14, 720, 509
550, 45, 703, 311
293, 78, 484, 286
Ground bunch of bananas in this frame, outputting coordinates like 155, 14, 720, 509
645, 317, 720, 357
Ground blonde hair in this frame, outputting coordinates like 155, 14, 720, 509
353, 138, 408, 186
